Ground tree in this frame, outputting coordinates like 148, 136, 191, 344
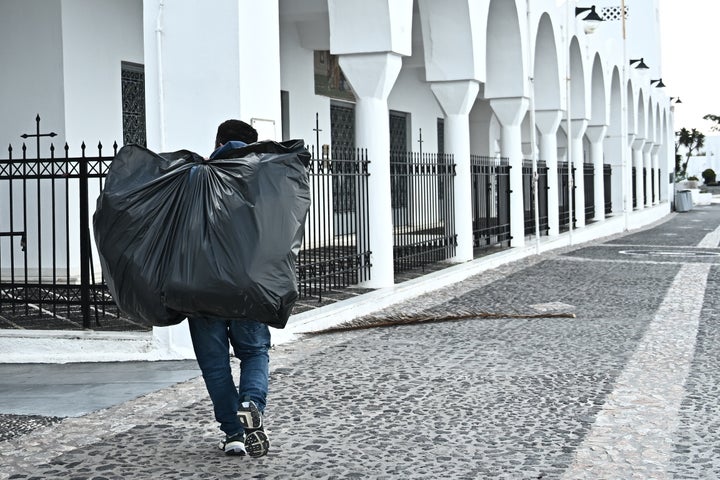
675, 127, 705, 178
703, 114, 720, 132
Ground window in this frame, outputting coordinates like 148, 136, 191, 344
121, 62, 146, 146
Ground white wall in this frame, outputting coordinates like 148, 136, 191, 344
279, 20, 332, 150
60, 0, 143, 149
388, 65, 443, 153
0, 1, 66, 276
0, 0, 66, 150
144, 0, 282, 154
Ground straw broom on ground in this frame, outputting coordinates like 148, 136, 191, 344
305, 308, 576, 336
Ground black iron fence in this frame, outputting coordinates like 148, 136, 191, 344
522, 160, 549, 237
603, 164, 612, 215
298, 147, 372, 300
584, 163, 595, 222
471, 155, 511, 251
391, 151, 456, 273
0, 122, 123, 330
1, 117, 374, 329
558, 162, 576, 231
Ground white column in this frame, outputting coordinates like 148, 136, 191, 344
431, 80, 480, 262
339, 52, 403, 288
586, 125, 608, 222
651, 144, 661, 204
536, 110, 562, 237
490, 98, 529, 248
624, 133, 637, 215
643, 142, 653, 207
632, 138, 646, 210
568, 119, 588, 228
604, 135, 624, 216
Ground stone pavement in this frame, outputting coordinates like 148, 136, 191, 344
4, 205, 720, 479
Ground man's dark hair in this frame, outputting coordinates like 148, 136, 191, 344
215, 119, 258, 147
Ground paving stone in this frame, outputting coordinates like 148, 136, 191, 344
5, 207, 720, 478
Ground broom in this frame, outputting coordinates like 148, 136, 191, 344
304, 309, 577, 336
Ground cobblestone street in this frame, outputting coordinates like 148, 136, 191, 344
4, 205, 720, 479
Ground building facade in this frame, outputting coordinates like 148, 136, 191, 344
0, 0, 674, 354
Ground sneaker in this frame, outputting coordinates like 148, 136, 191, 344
237, 400, 263, 430
244, 427, 270, 458
218, 432, 246, 456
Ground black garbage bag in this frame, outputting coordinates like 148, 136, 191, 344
93, 140, 311, 328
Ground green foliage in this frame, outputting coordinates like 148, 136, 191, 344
675, 128, 706, 177
702, 168, 717, 184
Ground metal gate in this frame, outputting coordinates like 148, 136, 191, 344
0, 116, 137, 330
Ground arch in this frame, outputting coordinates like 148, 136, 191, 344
485, 0, 525, 98
626, 79, 636, 137
568, 36, 586, 119
534, 12, 561, 110
589, 53, 606, 126
637, 90, 647, 140
648, 100, 658, 144
608, 67, 622, 136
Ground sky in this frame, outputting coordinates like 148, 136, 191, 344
659, 0, 720, 135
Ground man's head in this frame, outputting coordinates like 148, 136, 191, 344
215, 120, 258, 148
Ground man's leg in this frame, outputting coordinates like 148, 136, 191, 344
228, 319, 270, 412
187, 317, 244, 437
229, 319, 271, 457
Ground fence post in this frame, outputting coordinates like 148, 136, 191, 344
79, 143, 91, 328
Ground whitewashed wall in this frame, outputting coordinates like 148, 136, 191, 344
0, 1, 66, 149
61, 0, 143, 149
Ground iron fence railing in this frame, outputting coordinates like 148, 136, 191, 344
390, 151, 456, 273
0, 124, 121, 329
522, 159, 549, 237
1, 117, 375, 329
297, 147, 371, 300
584, 162, 595, 222
471, 155, 511, 251
604, 164, 612, 215
651, 168, 656, 204
558, 161, 576, 231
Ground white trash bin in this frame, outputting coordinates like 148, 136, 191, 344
674, 190, 693, 212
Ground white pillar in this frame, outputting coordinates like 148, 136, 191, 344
568, 119, 588, 228
643, 142, 653, 207
338, 52, 402, 288
624, 133, 637, 215
632, 138, 646, 210
604, 135, 624, 216
431, 80, 480, 262
536, 110, 562, 237
651, 144, 661, 204
490, 98, 529, 248
586, 125, 607, 221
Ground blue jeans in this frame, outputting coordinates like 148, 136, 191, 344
187, 316, 270, 437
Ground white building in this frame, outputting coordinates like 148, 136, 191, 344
686, 136, 720, 182
0, 0, 675, 359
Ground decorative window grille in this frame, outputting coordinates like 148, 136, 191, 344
121, 62, 146, 146
601, 6, 629, 21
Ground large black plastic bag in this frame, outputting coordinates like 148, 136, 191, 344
93, 140, 311, 328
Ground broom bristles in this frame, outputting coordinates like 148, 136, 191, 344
304, 311, 577, 336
